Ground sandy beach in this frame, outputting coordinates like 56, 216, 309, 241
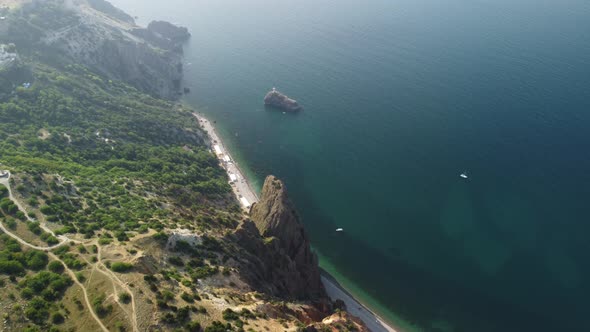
194, 112, 399, 332
322, 275, 399, 332
193, 113, 259, 210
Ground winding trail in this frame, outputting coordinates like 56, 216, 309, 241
96, 243, 138, 332
49, 251, 110, 332
0, 171, 68, 246
0, 171, 109, 332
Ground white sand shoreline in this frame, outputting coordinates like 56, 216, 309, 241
193, 112, 399, 332
193, 112, 259, 210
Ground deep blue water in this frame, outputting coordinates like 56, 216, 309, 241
111, 1, 590, 330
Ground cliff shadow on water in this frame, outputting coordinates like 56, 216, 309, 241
275, 157, 566, 332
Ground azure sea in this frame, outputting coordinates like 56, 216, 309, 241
111, 1, 590, 331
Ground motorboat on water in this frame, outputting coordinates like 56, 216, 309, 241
460, 172, 468, 179
335, 228, 344, 232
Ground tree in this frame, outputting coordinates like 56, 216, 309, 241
185, 321, 202, 332
119, 292, 131, 304
47, 261, 64, 273
51, 312, 65, 324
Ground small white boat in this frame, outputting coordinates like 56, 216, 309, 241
460, 172, 468, 179
336, 228, 344, 232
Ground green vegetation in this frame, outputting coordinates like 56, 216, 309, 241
0, 197, 19, 216
0, 1, 249, 329
110, 262, 134, 273
19, 271, 72, 301
15, 270, 73, 325
169, 255, 184, 266
119, 291, 131, 304
0, 234, 49, 275
190, 265, 219, 281
206, 321, 232, 332
181, 292, 194, 302
222, 308, 240, 321
0, 184, 7, 197
93, 294, 113, 317
185, 321, 202, 332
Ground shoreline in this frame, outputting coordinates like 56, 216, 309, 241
321, 270, 399, 332
193, 112, 400, 332
193, 112, 259, 210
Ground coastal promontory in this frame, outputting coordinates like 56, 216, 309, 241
264, 88, 303, 112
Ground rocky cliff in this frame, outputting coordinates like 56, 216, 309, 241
264, 88, 303, 112
148, 20, 191, 43
3, 0, 188, 99
233, 176, 325, 300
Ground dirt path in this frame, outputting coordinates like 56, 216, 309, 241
49, 252, 110, 332
1, 171, 109, 332
95, 243, 138, 332
0, 172, 68, 244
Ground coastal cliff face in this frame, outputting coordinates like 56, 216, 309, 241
3, 0, 188, 99
233, 176, 325, 300
264, 88, 303, 112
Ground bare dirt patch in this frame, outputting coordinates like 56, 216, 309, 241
37, 128, 51, 140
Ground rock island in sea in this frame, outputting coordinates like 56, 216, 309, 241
264, 87, 303, 112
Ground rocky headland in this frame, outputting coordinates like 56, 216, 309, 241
233, 176, 325, 301
264, 88, 303, 112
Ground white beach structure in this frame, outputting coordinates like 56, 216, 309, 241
239, 197, 250, 208
229, 174, 238, 182
213, 144, 222, 155
223, 155, 231, 162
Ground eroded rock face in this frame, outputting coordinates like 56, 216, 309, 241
7, 0, 188, 99
148, 21, 191, 43
232, 176, 325, 300
264, 88, 303, 112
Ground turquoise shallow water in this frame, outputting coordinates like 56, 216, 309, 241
111, 1, 590, 331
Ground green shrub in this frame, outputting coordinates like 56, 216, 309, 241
4, 218, 17, 230
205, 321, 227, 332
185, 321, 202, 332
110, 262, 133, 273
222, 308, 239, 321
47, 261, 64, 273
51, 312, 65, 324
27, 222, 42, 235
119, 292, 131, 304
169, 256, 184, 266
0, 260, 24, 275
181, 292, 193, 303
93, 294, 112, 317
25, 251, 48, 270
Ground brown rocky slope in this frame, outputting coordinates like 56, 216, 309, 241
231, 175, 326, 301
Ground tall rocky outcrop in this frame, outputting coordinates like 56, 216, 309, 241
232, 176, 325, 300
264, 88, 303, 112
